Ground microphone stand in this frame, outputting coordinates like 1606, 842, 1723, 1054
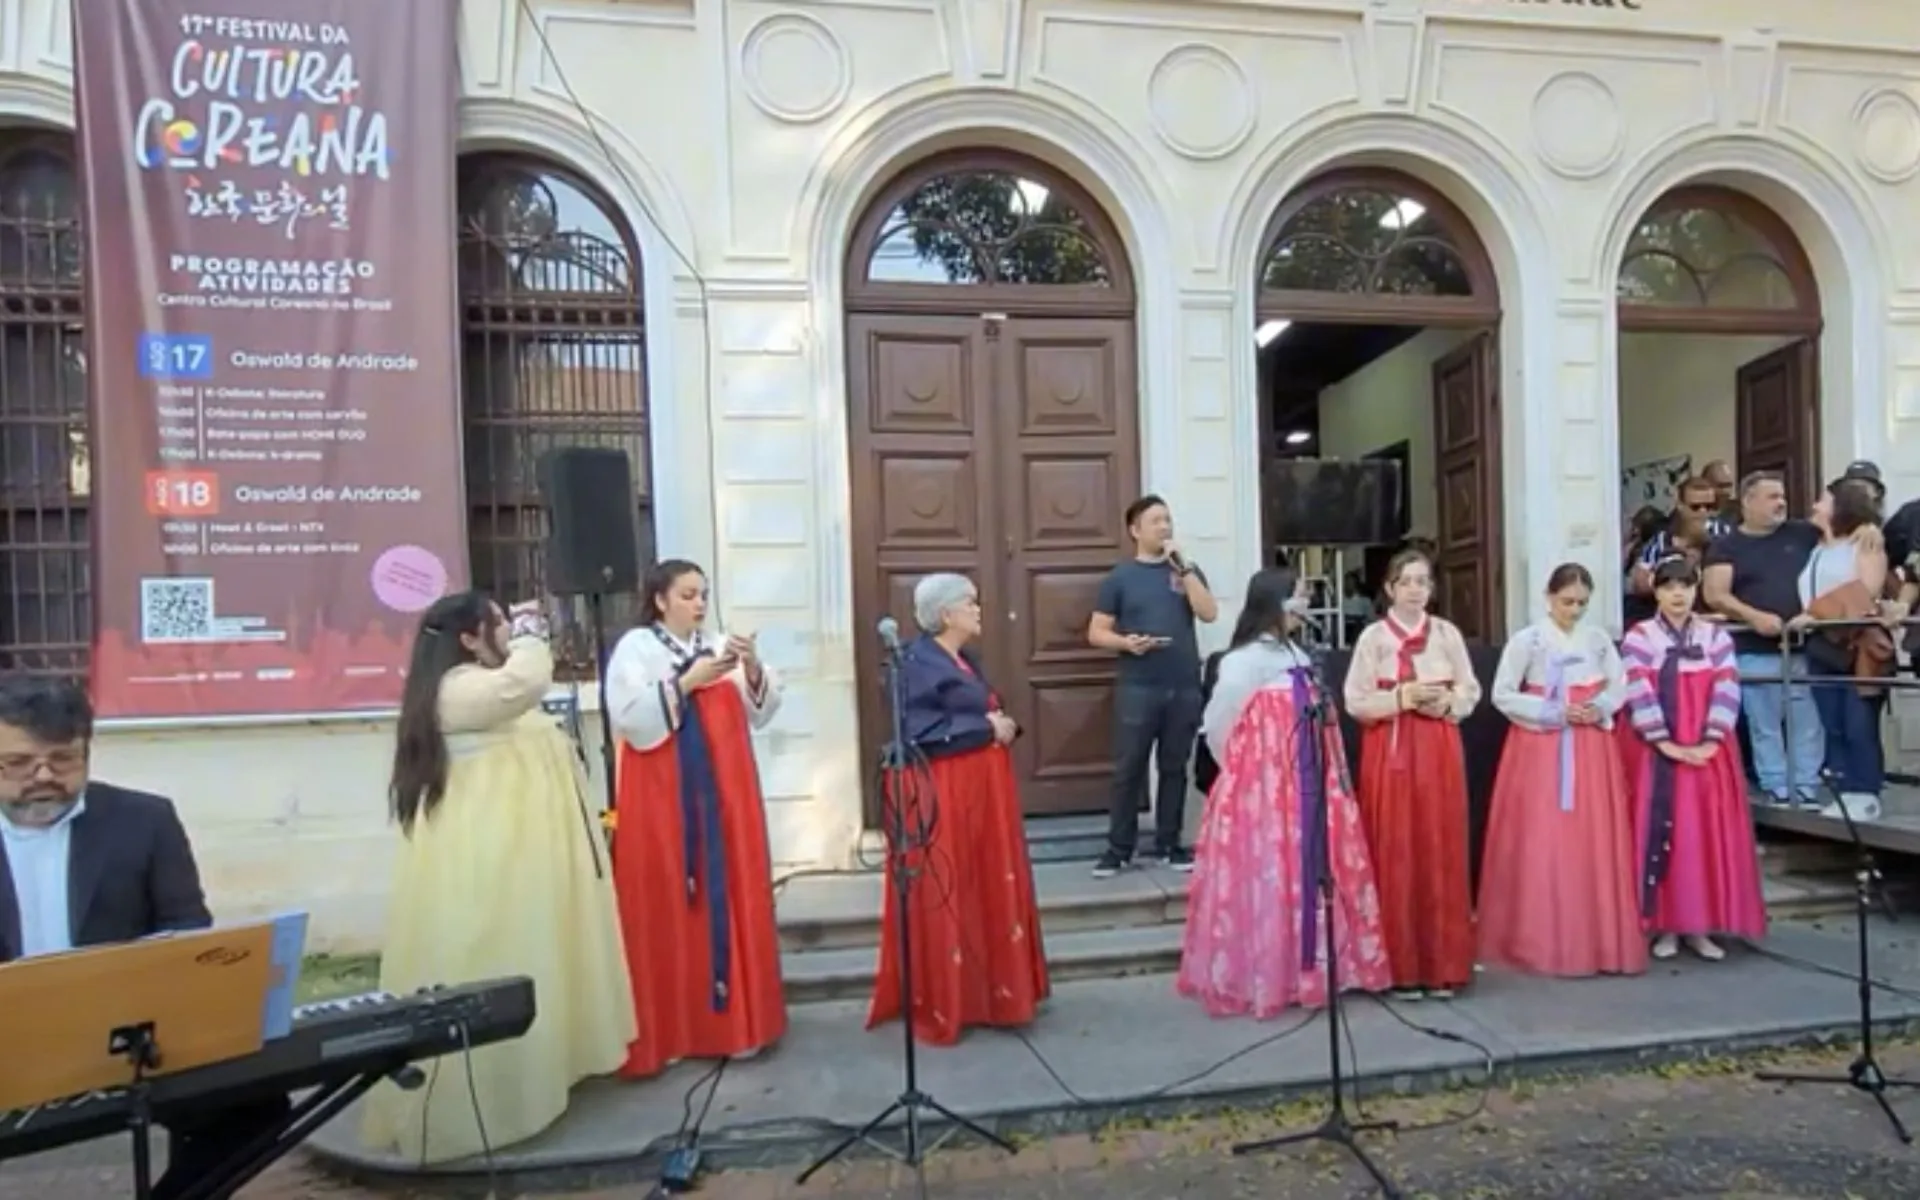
1755, 628, 1917, 1141
798, 628, 1013, 1185
1233, 646, 1402, 1198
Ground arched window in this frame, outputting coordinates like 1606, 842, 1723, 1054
1254, 170, 1499, 322
0, 131, 89, 680
457, 155, 652, 663
1616, 186, 1819, 333
847, 151, 1133, 312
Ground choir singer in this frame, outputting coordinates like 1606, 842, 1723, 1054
865, 573, 1050, 1045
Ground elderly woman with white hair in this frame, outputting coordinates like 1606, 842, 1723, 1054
864, 572, 1051, 1045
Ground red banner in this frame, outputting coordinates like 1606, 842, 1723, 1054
74, 2, 465, 719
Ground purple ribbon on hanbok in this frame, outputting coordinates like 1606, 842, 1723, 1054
1540, 650, 1581, 813
656, 627, 733, 1014
1291, 667, 1327, 972
1641, 621, 1703, 918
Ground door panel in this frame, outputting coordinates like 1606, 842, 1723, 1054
847, 313, 1138, 821
847, 315, 999, 809
1431, 331, 1503, 642
1736, 339, 1818, 512
995, 318, 1139, 816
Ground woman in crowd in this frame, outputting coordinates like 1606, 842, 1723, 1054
1180, 568, 1391, 1017
1479, 564, 1647, 978
1800, 478, 1893, 822
1621, 557, 1766, 961
1341, 549, 1480, 1000
364, 591, 634, 1163
606, 560, 786, 1077
866, 573, 1049, 1044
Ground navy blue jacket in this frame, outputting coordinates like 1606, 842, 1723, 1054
898, 636, 1000, 762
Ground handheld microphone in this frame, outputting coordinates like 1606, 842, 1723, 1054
876, 616, 901, 651
1167, 548, 1188, 573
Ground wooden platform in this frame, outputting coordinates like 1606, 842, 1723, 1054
1752, 783, 1920, 858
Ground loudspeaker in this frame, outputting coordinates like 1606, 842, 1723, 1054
1265, 459, 1404, 546
542, 447, 642, 595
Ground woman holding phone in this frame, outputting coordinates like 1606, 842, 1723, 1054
604, 559, 787, 1078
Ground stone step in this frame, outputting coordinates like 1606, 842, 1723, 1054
776, 859, 1186, 954
783, 922, 1184, 1005
776, 867, 1857, 1005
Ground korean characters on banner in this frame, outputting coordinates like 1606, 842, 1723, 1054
73, 3, 466, 719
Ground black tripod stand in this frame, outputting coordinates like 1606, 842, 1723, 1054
1755, 780, 1918, 1142
1233, 652, 1403, 1198
798, 621, 1015, 1187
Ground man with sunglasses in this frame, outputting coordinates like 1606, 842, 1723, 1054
1627, 476, 1730, 603
0, 675, 287, 1199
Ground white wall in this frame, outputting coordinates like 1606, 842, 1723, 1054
1316, 328, 1475, 541
1617, 332, 1796, 483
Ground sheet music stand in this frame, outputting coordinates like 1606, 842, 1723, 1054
0, 922, 281, 1199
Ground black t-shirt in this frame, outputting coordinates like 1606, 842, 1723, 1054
1885, 498, 1920, 576
1703, 519, 1820, 655
1093, 558, 1206, 689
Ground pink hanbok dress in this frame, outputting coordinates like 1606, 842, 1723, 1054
1620, 615, 1767, 940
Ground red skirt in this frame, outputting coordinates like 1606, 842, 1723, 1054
1354, 714, 1475, 990
866, 745, 1050, 1045
612, 683, 788, 1078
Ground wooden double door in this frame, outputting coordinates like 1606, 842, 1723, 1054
846, 312, 1140, 818
1430, 331, 1504, 642
1734, 338, 1820, 511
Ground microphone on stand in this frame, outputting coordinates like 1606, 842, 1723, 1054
877, 615, 902, 654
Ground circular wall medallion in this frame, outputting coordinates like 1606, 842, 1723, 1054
1530, 71, 1625, 180
740, 13, 851, 125
1146, 44, 1256, 161
1854, 88, 1920, 185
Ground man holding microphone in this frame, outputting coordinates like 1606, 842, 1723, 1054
1087, 495, 1219, 877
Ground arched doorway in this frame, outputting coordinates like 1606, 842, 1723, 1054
844, 149, 1139, 819
1615, 186, 1822, 516
1253, 169, 1505, 640
456, 153, 655, 668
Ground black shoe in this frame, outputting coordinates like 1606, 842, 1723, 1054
1154, 847, 1195, 872
1092, 850, 1131, 878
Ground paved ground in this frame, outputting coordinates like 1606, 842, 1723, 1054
9, 1042, 1920, 1199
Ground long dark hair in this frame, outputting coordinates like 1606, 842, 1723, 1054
390, 589, 498, 833
1229, 567, 1299, 650
643, 558, 705, 624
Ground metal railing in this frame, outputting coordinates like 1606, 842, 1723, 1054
1713, 615, 1920, 802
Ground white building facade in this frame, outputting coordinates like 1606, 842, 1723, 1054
4, 0, 1918, 949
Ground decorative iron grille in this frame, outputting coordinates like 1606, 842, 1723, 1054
458, 155, 653, 673
0, 135, 89, 682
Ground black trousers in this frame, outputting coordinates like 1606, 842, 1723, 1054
1107, 684, 1202, 856
154, 1095, 292, 1200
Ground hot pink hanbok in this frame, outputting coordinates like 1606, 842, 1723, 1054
1621, 615, 1767, 940
1179, 644, 1392, 1017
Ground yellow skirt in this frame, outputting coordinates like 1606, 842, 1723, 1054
360, 714, 634, 1164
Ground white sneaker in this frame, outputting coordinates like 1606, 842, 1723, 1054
1818, 793, 1882, 822
1686, 935, 1726, 962
1651, 934, 1679, 960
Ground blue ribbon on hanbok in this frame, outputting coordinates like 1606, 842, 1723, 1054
672, 655, 733, 1013
1540, 649, 1581, 813
1640, 622, 1702, 918
1291, 667, 1327, 971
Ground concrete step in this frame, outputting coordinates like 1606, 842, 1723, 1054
776, 859, 1185, 954
776, 865, 1856, 1005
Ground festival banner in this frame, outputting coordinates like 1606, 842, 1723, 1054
73, 2, 465, 719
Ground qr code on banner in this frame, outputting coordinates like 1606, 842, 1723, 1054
140, 577, 216, 643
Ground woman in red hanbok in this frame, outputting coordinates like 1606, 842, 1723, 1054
1622, 556, 1766, 960
866, 573, 1049, 1045
1179, 568, 1391, 1017
605, 559, 787, 1078
1479, 563, 1647, 978
1342, 549, 1481, 998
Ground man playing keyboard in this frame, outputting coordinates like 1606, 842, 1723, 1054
0, 675, 289, 1200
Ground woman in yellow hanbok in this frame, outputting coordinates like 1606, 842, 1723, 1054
361, 590, 634, 1164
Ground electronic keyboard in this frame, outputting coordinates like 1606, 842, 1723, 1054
0, 976, 536, 1161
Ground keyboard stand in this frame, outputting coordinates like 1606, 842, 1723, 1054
177, 1063, 426, 1200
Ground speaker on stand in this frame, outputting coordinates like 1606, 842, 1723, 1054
541, 447, 646, 824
